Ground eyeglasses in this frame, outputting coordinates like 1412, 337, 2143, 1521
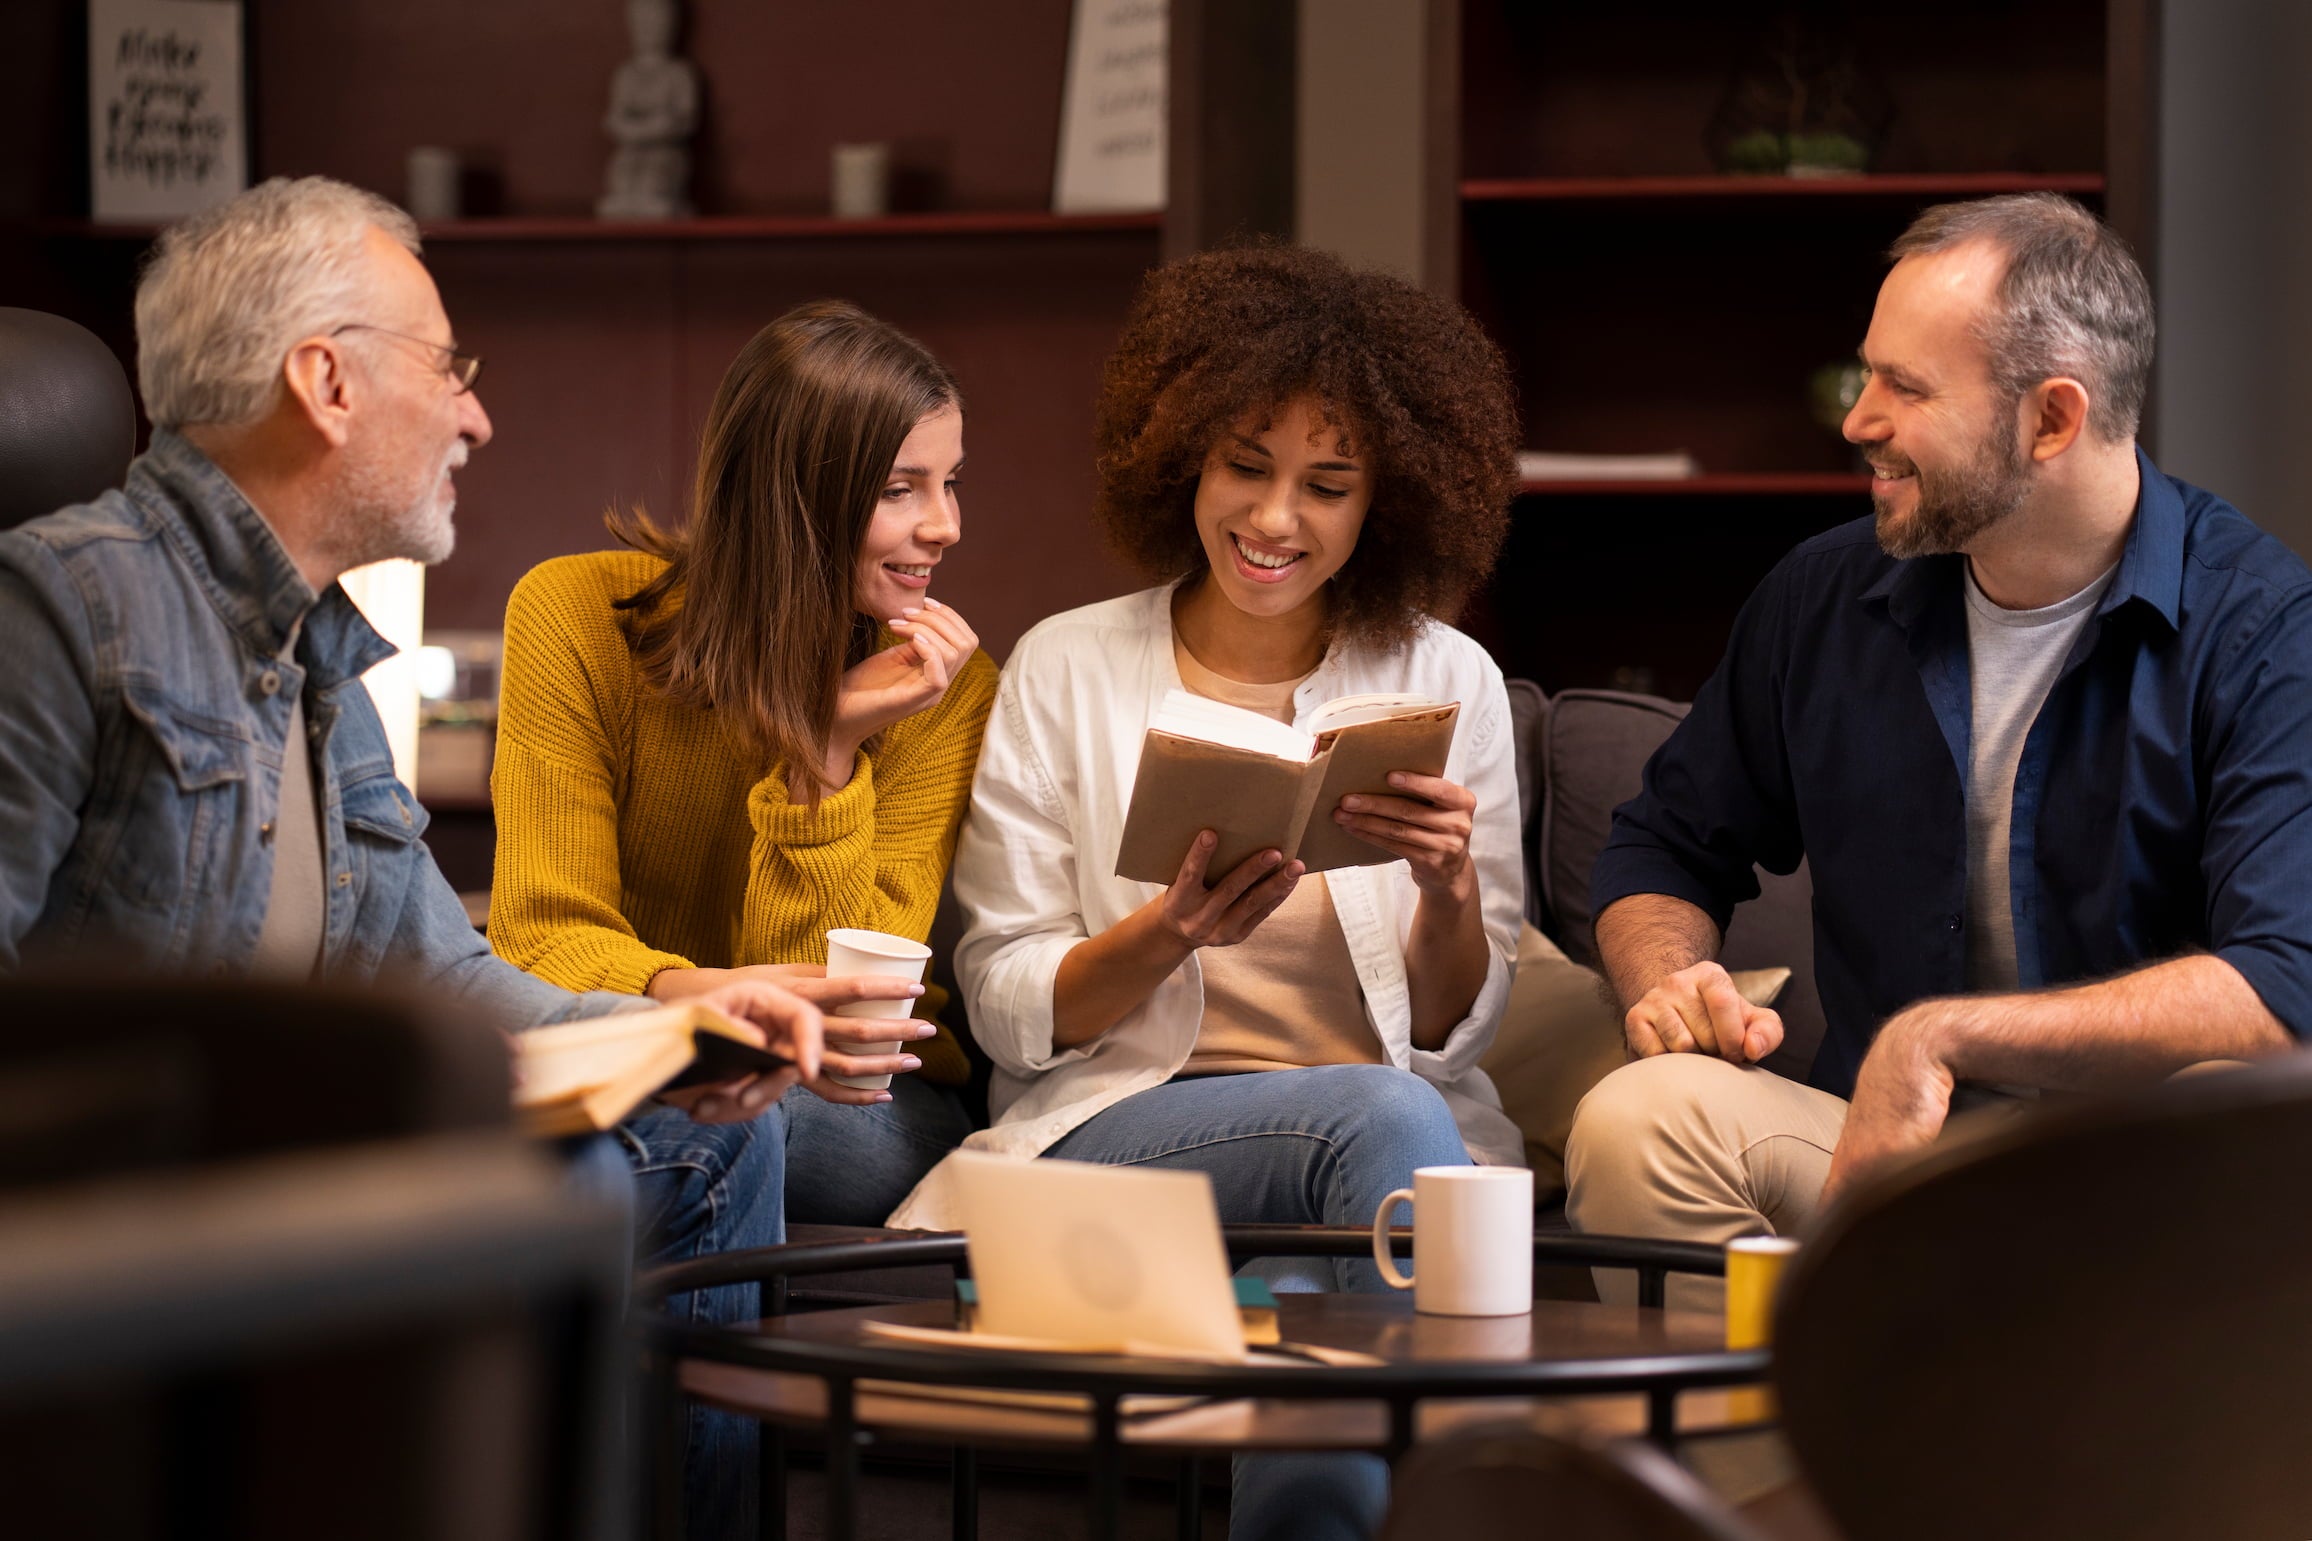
330, 323, 485, 393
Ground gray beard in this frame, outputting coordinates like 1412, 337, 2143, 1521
328, 443, 461, 573
1873, 422, 2032, 560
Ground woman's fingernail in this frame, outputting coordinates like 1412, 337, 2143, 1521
696, 1098, 721, 1118
1389, 773, 1408, 787
1198, 831, 1216, 848
900, 1055, 922, 1070
1341, 796, 1363, 810
909, 983, 926, 995
1334, 810, 1350, 822
1263, 850, 1282, 866
925, 598, 943, 609
902, 606, 923, 616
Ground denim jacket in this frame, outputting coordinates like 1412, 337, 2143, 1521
0, 431, 620, 1029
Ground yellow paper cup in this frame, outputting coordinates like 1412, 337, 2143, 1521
1724, 1234, 1799, 1423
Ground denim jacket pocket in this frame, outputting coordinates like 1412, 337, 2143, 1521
121, 687, 249, 792
339, 764, 430, 844
101, 686, 252, 950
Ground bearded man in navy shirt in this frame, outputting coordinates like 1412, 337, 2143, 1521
1567, 194, 2312, 1302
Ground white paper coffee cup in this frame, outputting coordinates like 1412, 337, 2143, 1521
822, 927, 932, 1089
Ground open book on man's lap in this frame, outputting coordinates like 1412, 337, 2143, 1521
1114, 689, 1460, 883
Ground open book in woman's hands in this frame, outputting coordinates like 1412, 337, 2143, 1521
1114, 689, 1461, 884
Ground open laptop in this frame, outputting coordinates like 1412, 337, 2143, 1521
945, 1150, 1246, 1361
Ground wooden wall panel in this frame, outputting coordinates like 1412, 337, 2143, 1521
425, 232, 1154, 655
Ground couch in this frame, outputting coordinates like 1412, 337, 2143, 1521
1478, 684, 1822, 1196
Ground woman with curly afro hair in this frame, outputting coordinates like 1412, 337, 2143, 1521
905, 243, 1521, 1199
890, 245, 1523, 1535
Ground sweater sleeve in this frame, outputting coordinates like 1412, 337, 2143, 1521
488, 566, 694, 995
739, 651, 999, 1082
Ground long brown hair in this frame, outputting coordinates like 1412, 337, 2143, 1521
608, 301, 960, 798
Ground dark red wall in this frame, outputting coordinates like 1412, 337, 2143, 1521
8, 0, 1154, 658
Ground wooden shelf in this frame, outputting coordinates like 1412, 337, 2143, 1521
1517, 473, 1872, 497
1464, 172, 2106, 204
43, 209, 1165, 243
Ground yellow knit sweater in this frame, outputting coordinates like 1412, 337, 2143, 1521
487, 550, 997, 1084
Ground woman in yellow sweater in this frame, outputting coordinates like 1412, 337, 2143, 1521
490, 301, 993, 1267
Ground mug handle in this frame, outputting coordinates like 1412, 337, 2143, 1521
1371, 1187, 1417, 1291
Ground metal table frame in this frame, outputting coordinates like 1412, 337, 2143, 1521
636, 1226, 1762, 1541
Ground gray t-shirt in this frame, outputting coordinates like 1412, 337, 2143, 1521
1962, 561, 2118, 991
250, 622, 327, 980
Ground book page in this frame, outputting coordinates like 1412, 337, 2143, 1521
1290, 704, 1461, 874
1305, 693, 1437, 733
1147, 688, 1315, 761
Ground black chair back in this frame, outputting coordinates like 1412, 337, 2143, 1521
0, 975, 512, 1186
1774, 1055, 2312, 1541
0, 307, 137, 530
1380, 1424, 1764, 1541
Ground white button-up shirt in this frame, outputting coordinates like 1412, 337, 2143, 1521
885, 584, 1525, 1229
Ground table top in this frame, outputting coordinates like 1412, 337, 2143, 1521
681, 1292, 1765, 1455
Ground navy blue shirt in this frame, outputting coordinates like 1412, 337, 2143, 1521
1593, 451, 2312, 1097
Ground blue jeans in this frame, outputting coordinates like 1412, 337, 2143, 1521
1047, 1064, 1471, 1541
622, 1074, 969, 1541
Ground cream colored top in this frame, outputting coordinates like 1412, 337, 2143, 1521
1171, 639, 1382, 1075
889, 584, 1527, 1230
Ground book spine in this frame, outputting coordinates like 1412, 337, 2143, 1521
1280, 741, 1338, 863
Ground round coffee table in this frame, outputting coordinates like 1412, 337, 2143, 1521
639, 1226, 1766, 1541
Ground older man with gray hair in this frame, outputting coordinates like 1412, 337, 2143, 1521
0, 176, 820, 1536
1566, 194, 2312, 1303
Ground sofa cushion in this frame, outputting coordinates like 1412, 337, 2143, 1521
1509, 685, 1825, 1081
1478, 922, 1629, 1197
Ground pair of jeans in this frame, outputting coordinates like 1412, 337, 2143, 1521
1046, 1064, 1472, 1541
621, 1073, 969, 1540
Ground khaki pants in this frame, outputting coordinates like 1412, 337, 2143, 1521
1564, 1054, 1849, 1312
1566, 1053, 2254, 1312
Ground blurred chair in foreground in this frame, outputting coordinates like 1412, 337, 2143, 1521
1381, 1053, 2312, 1541
0, 306, 137, 530
0, 977, 631, 1541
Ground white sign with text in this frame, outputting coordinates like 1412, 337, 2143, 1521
1053, 0, 1166, 213
89, 0, 246, 223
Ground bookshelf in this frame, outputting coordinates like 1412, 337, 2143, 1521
1450, 0, 2155, 701
45, 210, 1165, 244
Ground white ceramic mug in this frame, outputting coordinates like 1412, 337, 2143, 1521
822, 927, 932, 1089
1370, 1166, 1533, 1317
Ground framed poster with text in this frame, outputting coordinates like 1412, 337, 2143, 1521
1053, 0, 1165, 214
89, 0, 247, 223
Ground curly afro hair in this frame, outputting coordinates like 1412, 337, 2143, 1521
1093, 243, 1519, 648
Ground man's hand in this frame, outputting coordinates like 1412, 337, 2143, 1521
651, 962, 938, 1107
1623, 959, 1785, 1063
652, 974, 825, 1126
1820, 1005, 1956, 1204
